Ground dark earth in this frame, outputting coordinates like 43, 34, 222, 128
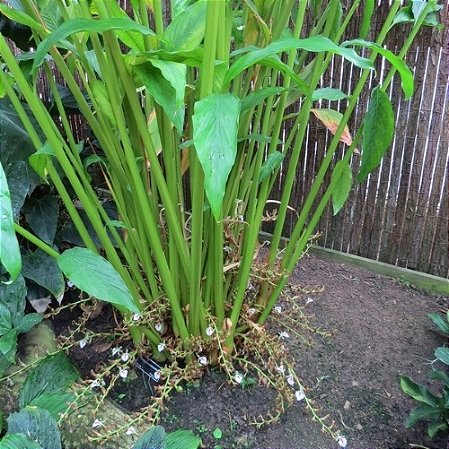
55, 252, 448, 449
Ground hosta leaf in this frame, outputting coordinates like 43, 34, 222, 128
57, 248, 139, 314
311, 109, 353, 146
0, 433, 43, 449
7, 408, 61, 449
405, 403, 441, 428
429, 370, 449, 388
132, 426, 166, 449
435, 347, 449, 365
428, 312, 449, 334
400, 376, 440, 407
0, 162, 21, 282
166, 429, 201, 449
33, 18, 157, 70
20, 352, 79, 409
192, 93, 240, 220
331, 160, 352, 215
23, 193, 59, 245
358, 87, 394, 182
259, 152, 285, 183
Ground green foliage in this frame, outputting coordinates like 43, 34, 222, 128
132, 426, 200, 449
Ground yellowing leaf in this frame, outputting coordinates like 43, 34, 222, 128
311, 108, 353, 146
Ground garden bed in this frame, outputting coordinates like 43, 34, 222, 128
52, 252, 447, 449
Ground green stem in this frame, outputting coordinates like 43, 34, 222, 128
14, 225, 59, 259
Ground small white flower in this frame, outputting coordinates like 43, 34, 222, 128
157, 343, 165, 352
111, 346, 122, 357
295, 389, 305, 401
237, 25, 244, 31
119, 369, 128, 379
153, 370, 161, 381
121, 351, 129, 362
79, 338, 88, 349
92, 419, 103, 428
126, 426, 137, 436
198, 356, 208, 366
278, 331, 290, 339
337, 435, 347, 448
248, 308, 256, 316
132, 313, 141, 321
206, 327, 214, 336
67, 280, 75, 288
274, 305, 282, 314
275, 364, 285, 375
286, 374, 295, 386
155, 322, 163, 332
90, 379, 101, 389
305, 297, 314, 305
234, 371, 243, 384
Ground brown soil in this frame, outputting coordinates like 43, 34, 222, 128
53, 253, 448, 449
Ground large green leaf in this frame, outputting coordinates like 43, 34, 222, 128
224, 36, 374, 88
192, 93, 240, 220
429, 370, 449, 388
428, 312, 449, 335
57, 248, 139, 314
358, 87, 394, 182
0, 303, 12, 334
132, 426, 166, 449
405, 403, 441, 428
33, 18, 157, 70
15, 314, 43, 334
22, 250, 64, 298
0, 329, 18, 361
0, 275, 26, 325
133, 60, 186, 134
162, 1, 207, 52
7, 408, 61, 449
428, 421, 449, 439
342, 39, 414, 99
20, 352, 79, 410
0, 162, 21, 282
0, 433, 43, 449
331, 160, 353, 216
0, 5, 47, 33
4, 161, 29, 220
166, 430, 201, 449
400, 376, 440, 407
435, 347, 449, 365
22, 193, 59, 244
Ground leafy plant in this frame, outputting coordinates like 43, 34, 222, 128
401, 310, 449, 439
0, 0, 439, 370
132, 426, 201, 449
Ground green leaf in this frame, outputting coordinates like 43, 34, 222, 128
428, 421, 448, 439
4, 161, 29, 221
132, 426, 166, 449
20, 352, 79, 409
331, 160, 352, 215
0, 5, 47, 33
22, 250, 65, 298
133, 60, 186, 134
162, 1, 207, 52
428, 312, 449, 334
400, 376, 440, 407
359, 0, 374, 39
7, 408, 61, 449
28, 392, 76, 420
0, 433, 43, 449
192, 94, 240, 220
312, 88, 349, 102
259, 152, 285, 183
0, 329, 18, 361
33, 18, 157, 70
22, 193, 59, 245
0, 162, 21, 282
0, 275, 26, 325
342, 39, 414, 99
91, 80, 116, 127
212, 428, 222, 440
435, 347, 449, 365
166, 430, 201, 449
224, 36, 374, 88
358, 87, 394, 182
405, 403, 441, 427
15, 314, 43, 334
0, 304, 12, 335
57, 248, 140, 314
241, 86, 287, 112
429, 370, 449, 388
29, 143, 55, 181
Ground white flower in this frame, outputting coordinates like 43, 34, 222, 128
157, 343, 165, 352
126, 426, 137, 436
276, 364, 285, 375
119, 369, 128, 379
132, 313, 141, 321
274, 305, 282, 314
153, 370, 161, 381
305, 297, 314, 305
155, 322, 163, 332
278, 331, 290, 339
336, 435, 347, 448
206, 326, 214, 336
286, 374, 295, 386
121, 351, 129, 362
198, 356, 208, 366
295, 389, 305, 401
111, 346, 122, 357
234, 371, 243, 384
79, 338, 88, 349
90, 379, 101, 389
92, 419, 103, 428
247, 308, 256, 316
236, 25, 244, 31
